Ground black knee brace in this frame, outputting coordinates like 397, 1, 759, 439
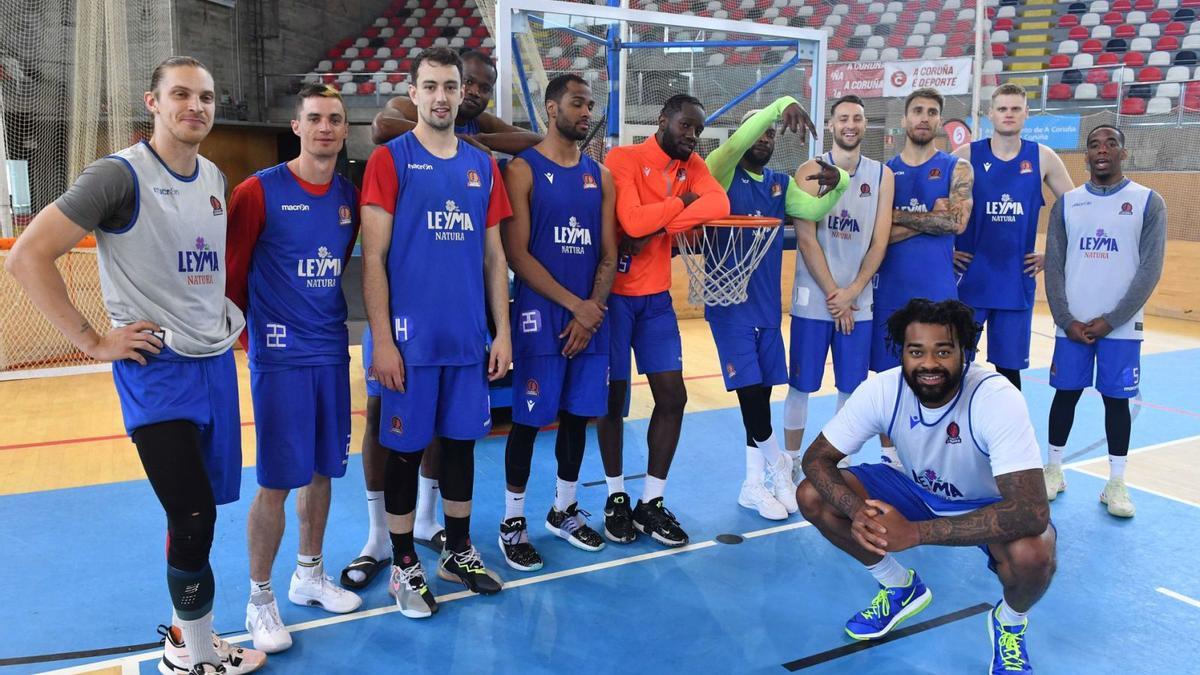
384, 448, 424, 516
504, 423, 539, 488
439, 438, 475, 502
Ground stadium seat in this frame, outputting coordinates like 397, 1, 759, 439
1061, 14, 1082, 27
1075, 52, 1097, 66
1184, 33, 1200, 47
1163, 21, 1188, 34
1139, 65, 1165, 78
1149, 50, 1172, 64
881, 47, 901, 60
854, 24, 873, 37
1069, 1, 1089, 13
1060, 39, 1081, 53
1175, 8, 1196, 20
1113, 0, 1131, 8
1091, 0, 1111, 11
1098, 51, 1122, 63
1166, 63, 1191, 79
1083, 38, 1104, 51
1093, 25, 1113, 38
1159, 35, 1182, 48
1113, 66, 1137, 80
1106, 38, 1129, 51
1103, 11, 1125, 24
1128, 10, 1148, 22
1186, 92, 1200, 109
861, 47, 881, 60
1156, 81, 1182, 96
1139, 23, 1161, 36
1063, 68, 1085, 84
316, 59, 332, 71
1071, 25, 1091, 39
1135, 0, 1154, 8
1124, 49, 1148, 64
1131, 36, 1153, 49
923, 46, 943, 58
1120, 96, 1147, 113
340, 82, 357, 95
1192, 22, 1200, 34
1177, 49, 1199, 64
1149, 8, 1173, 21
1081, 12, 1102, 26
928, 33, 947, 46
1146, 95, 1172, 112
1076, 82, 1100, 98
1101, 81, 1122, 97
1160, 0, 1179, 8
1049, 53, 1072, 68
1049, 83, 1073, 99
1115, 23, 1137, 36
1088, 66, 1113, 81
992, 43, 1008, 56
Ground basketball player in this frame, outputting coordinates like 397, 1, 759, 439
1042, 125, 1166, 518
703, 96, 847, 520
5, 57, 265, 674
784, 94, 893, 483
598, 94, 731, 546
225, 83, 362, 653
372, 49, 541, 154
497, 74, 617, 570
360, 47, 513, 618
797, 298, 1055, 674
953, 83, 1074, 390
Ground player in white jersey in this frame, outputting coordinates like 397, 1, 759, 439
1042, 125, 1166, 518
796, 299, 1055, 675
785, 95, 893, 481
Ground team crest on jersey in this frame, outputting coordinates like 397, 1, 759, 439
338, 204, 352, 226
210, 195, 224, 216
928, 167, 942, 180
466, 169, 482, 188
642, 166, 652, 177
1120, 201, 1133, 215
390, 416, 404, 435
676, 168, 687, 182
859, 183, 871, 197
945, 421, 962, 445
913, 468, 964, 499
582, 173, 598, 189
771, 182, 783, 197
725, 362, 736, 378
1020, 160, 1033, 174
525, 379, 540, 397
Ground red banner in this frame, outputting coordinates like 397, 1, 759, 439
826, 62, 884, 99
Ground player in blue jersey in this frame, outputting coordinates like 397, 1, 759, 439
496, 74, 618, 571
785, 95, 893, 482
226, 84, 363, 653
7, 57, 265, 674
361, 48, 513, 618
952, 83, 1074, 391
703, 97, 847, 520
1043, 125, 1166, 518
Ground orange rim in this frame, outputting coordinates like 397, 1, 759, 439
703, 215, 782, 228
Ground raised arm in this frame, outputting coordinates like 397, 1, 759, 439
788, 165, 850, 221
706, 95, 801, 189
892, 157, 973, 235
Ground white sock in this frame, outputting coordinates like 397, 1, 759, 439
1109, 455, 1127, 480
756, 431, 782, 466
996, 598, 1028, 626
249, 578, 272, 600
745, 445, 765, 484
642, 475, 666, 503
349, 491, 390, 584
836, 391, 852, 411
177, 611, 220, 666
296, 553, 322, 578
785, 447, 801, 460
866, 554, 910, 588
605, 474, 625, 496
554, 478, 577, 512
416, 475, 440, 530
1048, 444, 1064, 467
504, 489, 526, 520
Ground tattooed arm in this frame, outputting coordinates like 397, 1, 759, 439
916, 469, 1050, 545
891, 158, 974, 236
801, 433, 865, 518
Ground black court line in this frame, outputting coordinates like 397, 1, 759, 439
581, 472, 646, 488
781, 602, 993, 671
0, 640, 162, 667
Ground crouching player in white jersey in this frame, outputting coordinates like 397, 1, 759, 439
797, 299, 1055, 674
703, 96, 847, 520
226, 83, 363, 653
785, 94, 892, 479
1042, 125, 1166, 518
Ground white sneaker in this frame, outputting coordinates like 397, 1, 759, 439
790, 453, 805, 485
738, 480, 788, 520
390, 559, 439, 619
245, 595, 292, 654
288, 567, 363, 614
1044, 464, 1066, 501
157, 624, 267, 674
766, 454, 799, 513
1101, 477, 1135, 518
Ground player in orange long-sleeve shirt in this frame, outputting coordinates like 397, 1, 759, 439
596, 94, 730, 547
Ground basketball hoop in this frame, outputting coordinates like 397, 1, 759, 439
675, 215, 783, 307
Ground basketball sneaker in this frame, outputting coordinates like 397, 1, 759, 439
389, 556, 438, 618
790, 453, 805, 486
1043, 464, 1066, 501
765, 454, 799, 513
244, 593, 291, 654
438, 544, 504, 595
499, 516, 544, 572
844, 570, 933, 640
603, 492, 638, 544
1100, 477, 1135, 517
738, 480, 787, 520
988, 602, 1033, 674
157, 624, 267, 674
545, 503, 605, 552
189, 666, 225, 675
287, 566, 363, 614
632, 498, 689, 547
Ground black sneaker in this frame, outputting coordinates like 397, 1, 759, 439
437, 543, 504, 595
545, 503, 606, 552
603, 492, 638, 544
633, 498, 689, 547
498, 517, 544, 572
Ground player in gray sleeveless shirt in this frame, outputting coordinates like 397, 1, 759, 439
5, 57, 262, 675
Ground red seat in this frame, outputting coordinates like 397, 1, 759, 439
1138, 66, 1164, 80
364, 27, 380, 38
1082, 39, 1103, 53
1184, 0, 1200, 7
1101, 82, 1121, 98
358, 82, 376, 95
987, 6, 997, 19
995, 18, 1014, 30
1112, 0, 1132, 9
888, 34, 908, 48
1069, 26, 1089, 39
1149, 9, 1172, 23
992, 43, 1008, 57
1049, 83, 1073, 99
359, 47, 376, 58
1120, 96, 1147, 114
322, 74, 336, 84
333, 59, 349, 71
1114, 24, 1136, 38
1103, 11, 1124, 25
366, 59, 382, 71
902, 47, 922, 58
336, 38, 353, 49
1059, 14, 1080, 27
1098, 52, 1120, 64
1157, 36, 1180, 50
1164, 21, 1187, 35
326, 48, 341, 59
1124, 50, 1147, 65
1134, 0, 1154, 9
1187, 80, 1200, 94
1049, 54, 1072, 68
1087, 68, 1111, 83
465, 36, 482, 48
944, 45, 965, 56
387, 72, 404, 84
841, 48, 860, 61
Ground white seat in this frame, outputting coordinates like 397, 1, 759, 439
997, 6, 1016, 18
343, 46, 359, 58
1191, 22, 1200, 35
337, 72, 353, 83
548, 46, 563, 58
1059, 40, 1080, 54
404, 17, 418, 27
377, 47, 391, 58
738, 0, 755, 8
828, 49, 840, 61
411, 27, 425, 37
1112, 67, 1135, 82
450, 37, 465, 48
382, 59, 398, 72
1183, 34, 1200, 48
1073, 53, 1095, 67
1156, 82, 1182, 97
482, 37, 495, 48
881, 47, 900, 60
914, 22, 931, 35
861, 47, 881, 60
371, 72, 386, 83
992, 31, 1010, 44
928, 33, 947, 46
868, 2, 886, 12
923, 46, 943, 58
706, 53, 725, 66
457, 26, 471, 38
1166, 65, 1190, 81
944, 0, 962, 9
880, 12, 898, 25
821, 25, 836, 37
1159, 0, 1178, 8
411, 7, 425, 17
572, 56, 588, 69
855, 24, 873, 37
713, 9, 728, 19
1075, 82, 1099, 99
1146, 96, 1172, 113
983, 58, 1004, 73
886, 2, 903, 12
797, 6, 814, 17
349, 59, 365, 72
833, 4, 850, 15
1127, 10, 1147, 24
317, 59, 332, 71
762, 7, 779, 18
355, 37, 369, 48
1080, 12, 1100, 27
450, 17, 464, 27
1092, 25, 1112, 39
1130, 36, 1152, 51
772, 16, 789, 25
379, 81, 394, 95
919, 10, 937, 22
402, 37, 416, 48
958, 9, 976, 21
706, 0, 721, 9
867, 35, 886, 49
826, 14, 843, 26
1149, 50, 1171, 66
303, 72, 320, 83
1089, 0, 1109, 12
434, 0, 448, 7
434, 17, 449, 27
433, 37, 449, 47
1139, 23, 1161, 37
409, 47, 424, 58
907, 34, 926, 47
374, 17, 387, 27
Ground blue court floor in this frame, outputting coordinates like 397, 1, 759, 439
3, 350, 1200, 674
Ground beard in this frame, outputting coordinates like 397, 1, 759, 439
557, 114, 588, 141
743, 145, 773, 167
905, 129, 934, 147
833, 131, 862, 151
902, 363, 964, 406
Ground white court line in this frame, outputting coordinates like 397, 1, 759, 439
1062, 433, 1200, 470
1066, 465, 1200, 509
41, 521, 813, 674
1156, 587, 1200, 610
1062, 433, 1200, 509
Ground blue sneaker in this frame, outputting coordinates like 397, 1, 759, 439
844, 569, 933, 640
989, 602, 1033, 673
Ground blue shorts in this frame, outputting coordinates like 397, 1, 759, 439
112, 347, 242, 505
379, 363, 492, 452
608, 291, 683, 382
1050, 336, 1141, 398
251, 364, 351, 489
361, 325, 380, 398
512, 353, 609, 427
709, 322, 787, 391
869, 309, 900, 373
973, 306, 1033, 371
788, 316, 871, 394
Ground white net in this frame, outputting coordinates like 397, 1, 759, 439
676, 218, 783, 306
